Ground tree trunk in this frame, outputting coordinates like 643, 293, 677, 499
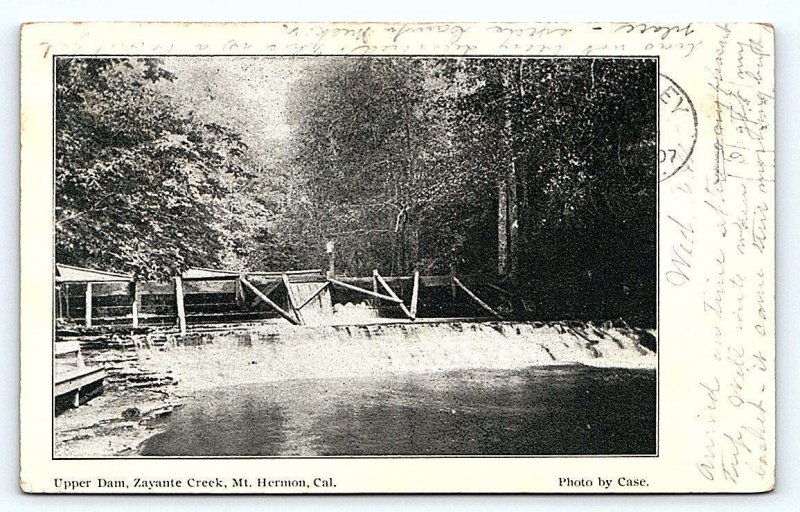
499, 64, 520, 283
498, 177, 508, 275
515, 61, 529, 288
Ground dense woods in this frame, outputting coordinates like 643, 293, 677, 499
56, 56, 656, 326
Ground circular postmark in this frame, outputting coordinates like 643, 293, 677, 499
658, 74, 698, 181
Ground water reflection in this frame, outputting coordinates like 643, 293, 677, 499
142, 365, 655, 456
142, 389, 287, 456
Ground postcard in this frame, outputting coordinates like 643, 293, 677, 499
19, 21, 774, 493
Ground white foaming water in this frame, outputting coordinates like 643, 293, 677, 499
141, 321, 656, 392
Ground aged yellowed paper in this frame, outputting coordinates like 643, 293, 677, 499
20, 22, 774, 493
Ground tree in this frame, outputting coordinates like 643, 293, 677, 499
56, 58, 251, 280
284, 57, 501, 276
56, 56, 657, 325
283, 57, 656, 325
453, 58, 657, 323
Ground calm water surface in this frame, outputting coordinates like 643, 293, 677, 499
141, 365, 655, 456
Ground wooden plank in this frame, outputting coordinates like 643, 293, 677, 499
250, 269, 323, 277
328, 278, 402, 304
296, 282, 330, 310
373, 270, 414, 319
282, 273, 305, 325
56, 263, 133, 282
183, 266, 239, 276
54, 367, 106, 396
452, 276, 503, 319
276, 274, 327, 284
91, 282, 131, 296
139, 282, 176, 294
56, 278, 131, 284
54, 340, 81, 357
174, 277, 187, 335
84, 283, 92, 327
180, 274, 240, 282
233, 269, 325, 284
240, 276, 298, 325
410, 270, 420, 320
332, 274, 509, 288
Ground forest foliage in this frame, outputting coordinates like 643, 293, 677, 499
56, 56, 656, 325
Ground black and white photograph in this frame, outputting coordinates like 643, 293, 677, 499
49, 53, 662, 460
51, 55, 658, 458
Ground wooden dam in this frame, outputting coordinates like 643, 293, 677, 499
55, 264, 508, 331
54, 263, 513, 409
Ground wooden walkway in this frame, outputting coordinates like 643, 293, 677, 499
55, 340, 106, 407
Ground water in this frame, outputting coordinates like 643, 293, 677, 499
141, 365, 655, 456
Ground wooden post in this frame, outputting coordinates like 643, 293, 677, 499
235, 277, 245, 308
372, 270, 379, 308
55, 286, 62, 320
452, 276, 503, 319
373, 270, 414, 319
131, 281, 139, 328
240, 276, 299, 325
64, 284, 71, 320
174, 276, 187, 335
84, 283, 93, 328
281, 273, 304, 325
410, 270, 420, 320
326, 240, 335, 278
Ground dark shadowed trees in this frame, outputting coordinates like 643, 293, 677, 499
56, 56, 656, 325
283, 57, 656, 324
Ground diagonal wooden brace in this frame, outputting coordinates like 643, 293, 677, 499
282, 273, 305, 325
296, 282, 330, 310
240, 276, 298, 325
410, 270, 420, 320
452, 276, 503, 319
373, 270, 414, 320
328, 278, 403, 304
